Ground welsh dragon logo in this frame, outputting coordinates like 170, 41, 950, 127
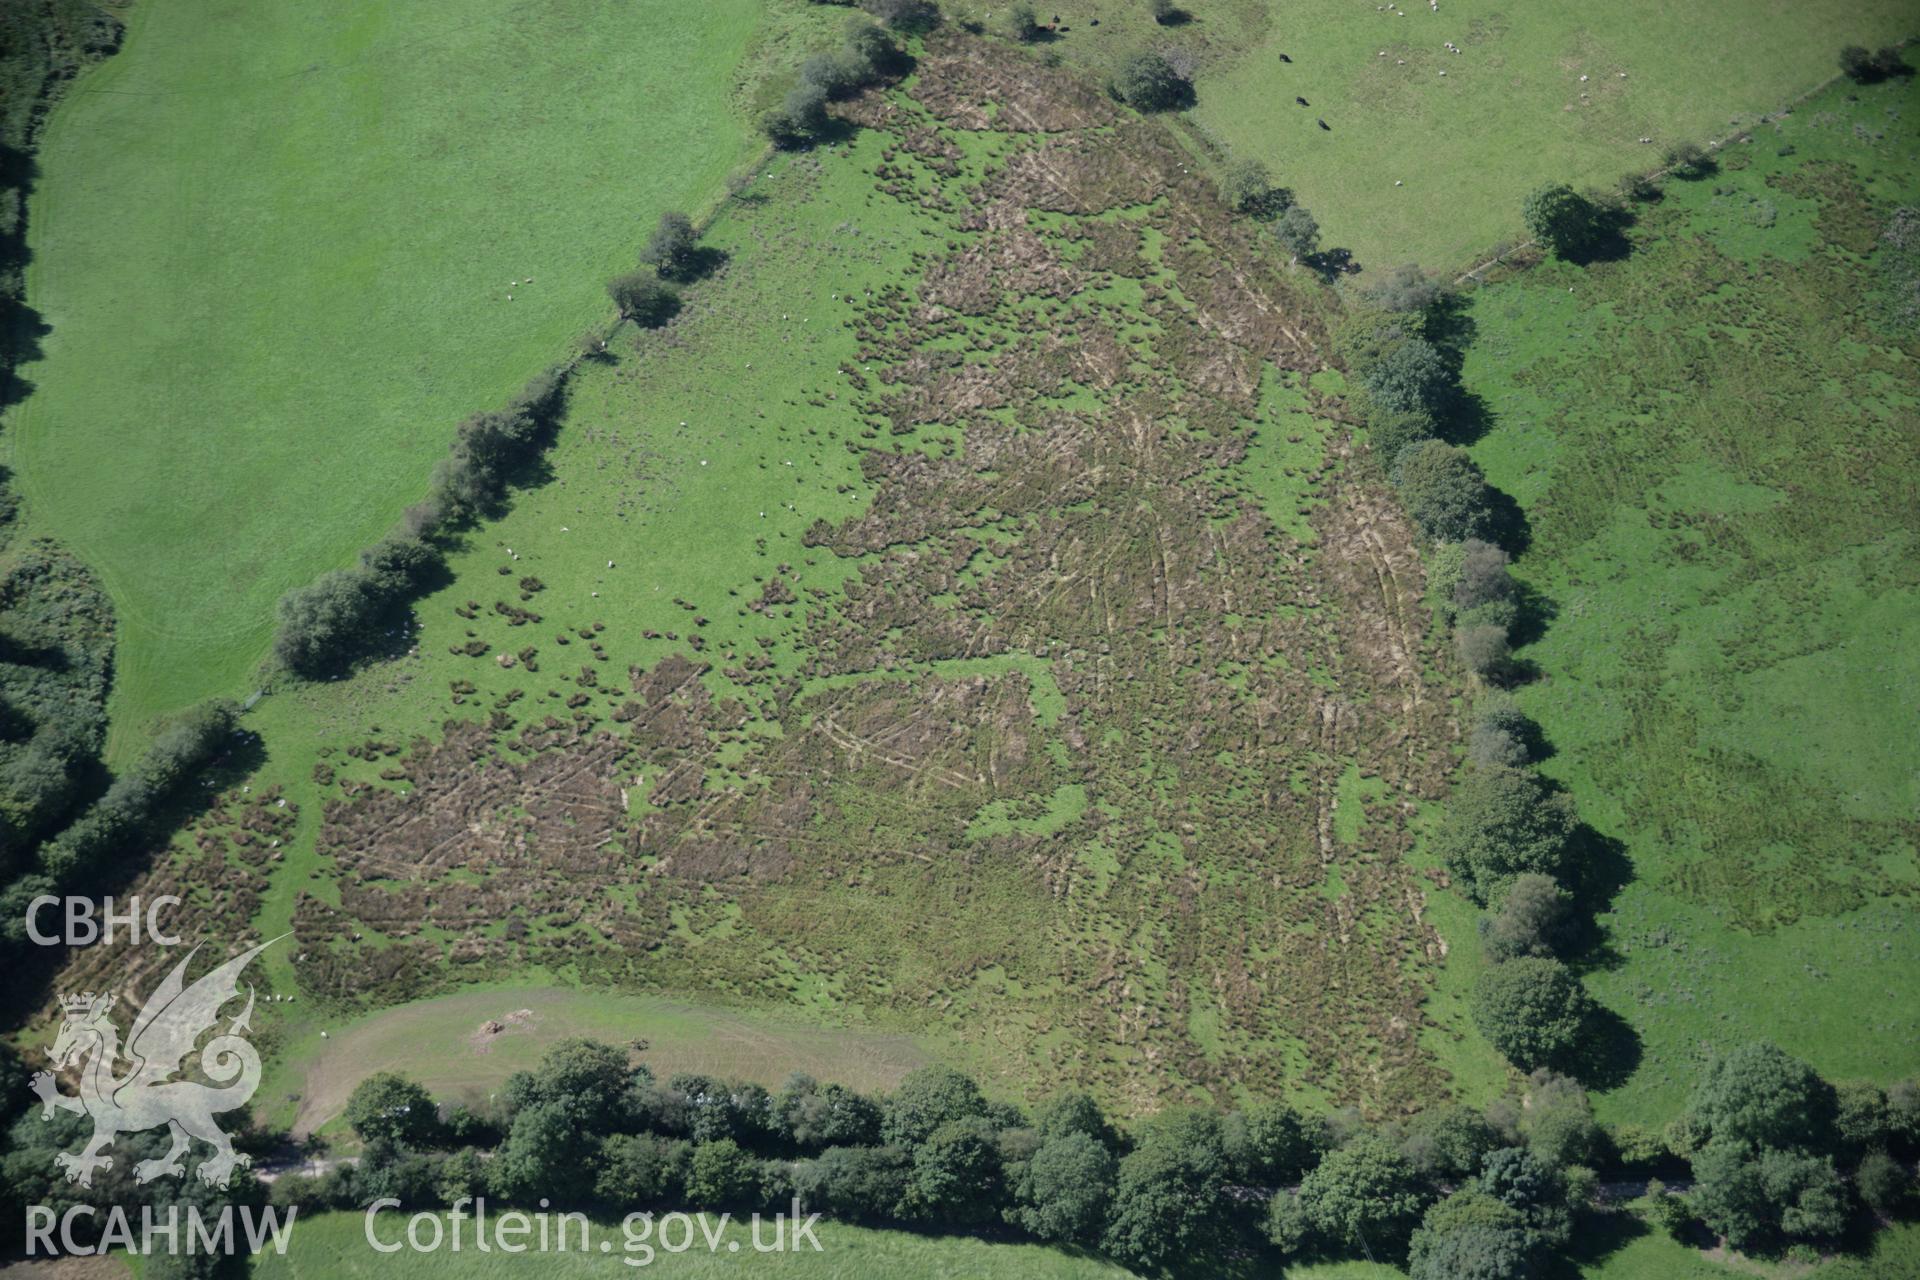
31, 938, 277, 1189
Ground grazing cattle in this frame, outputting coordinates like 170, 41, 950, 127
1318, 118, 1330, 130
1279, 52, 1292, 63
1296, 96, 1309, 106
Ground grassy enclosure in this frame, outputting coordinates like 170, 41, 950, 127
11, 0, 772, 741
255, 985, 931, 1139
49, 37, 1504, 1123
1457, 73, 1920, 1124
10, 5, 1919, 1262
978, 0, 1916, 270
254, 1211, 1143, 1279
253, 1215, 1920, 1280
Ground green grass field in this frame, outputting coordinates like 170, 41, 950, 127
1457, 74, 1920, 1125
255, 984, 931, 1139
242, 1212, 1920, 1280
16, 0, 1908, 767
1570, 1219, 1920, 1280
10, 0, 789, 745
254, 1211, 1139, 1280
148, 47, 1486, 1119
998, 0, 1915, 270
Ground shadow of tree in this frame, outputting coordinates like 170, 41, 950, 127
1539, 1207, 1648, 1280
1563, 1002, 1643, 1090
1481, 485, 1532, 554
671, 245, 729, 284
1560, 204, 1637, 266
1508, 579, 1558, 649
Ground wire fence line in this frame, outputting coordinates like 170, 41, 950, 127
1451, 63, 1880, 287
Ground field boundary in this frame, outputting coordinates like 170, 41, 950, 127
1452, 54, 1909, 285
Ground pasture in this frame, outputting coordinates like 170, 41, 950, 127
998, 0, 1916, 269
72, 38, 1506, 1122
10, 0, 783, 743
253, 1212, 1141, 1280
257, 985, 929, 1138
259, 1219, 1920, 1280
1457, 73, 1920, 1125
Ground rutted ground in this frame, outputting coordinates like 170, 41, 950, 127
74, 40, 1466, 1116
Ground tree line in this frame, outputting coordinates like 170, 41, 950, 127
274, 194, 749, 680
247, 1037, 1920, 1277
270, 363, 569, 679
0, 697, 241, 986
766, 9, 918, 148
1330, 91, 1920, 1265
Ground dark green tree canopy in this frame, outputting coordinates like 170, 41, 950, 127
1686, 1042, 1838, 1152
641, 211, 700, 280
1472, 957, 1594, 1071
1286, 1134, 1434, 1260
607, 270, 680, 327
1033, 1091, 1120, 1149
1274, 204, 1320, 261
791, 1144, 912, 1221
1394, 440, 1494, 542
1220, 158, 1289, 218
1102, 1113, 1227, 1270
1360, 334, 1451, 417
882, 1066, 991, 1148
344, 1072, 439, 1148
1226, 1100, 1325, 1183
1113, 51, 1192, 111
686, 1137, 762, 1208
778, 1074, 884, 1150
1433, 764, 1579, 904
595, 1132, 690, 1207
1481, 872, 1573, 961
1010, 1129, 1115, 1242
1522, 183, 1602, 259
907, 1115, 1005, 1224
1400, 1104, 1500, 1181
273, 569, 378, 676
